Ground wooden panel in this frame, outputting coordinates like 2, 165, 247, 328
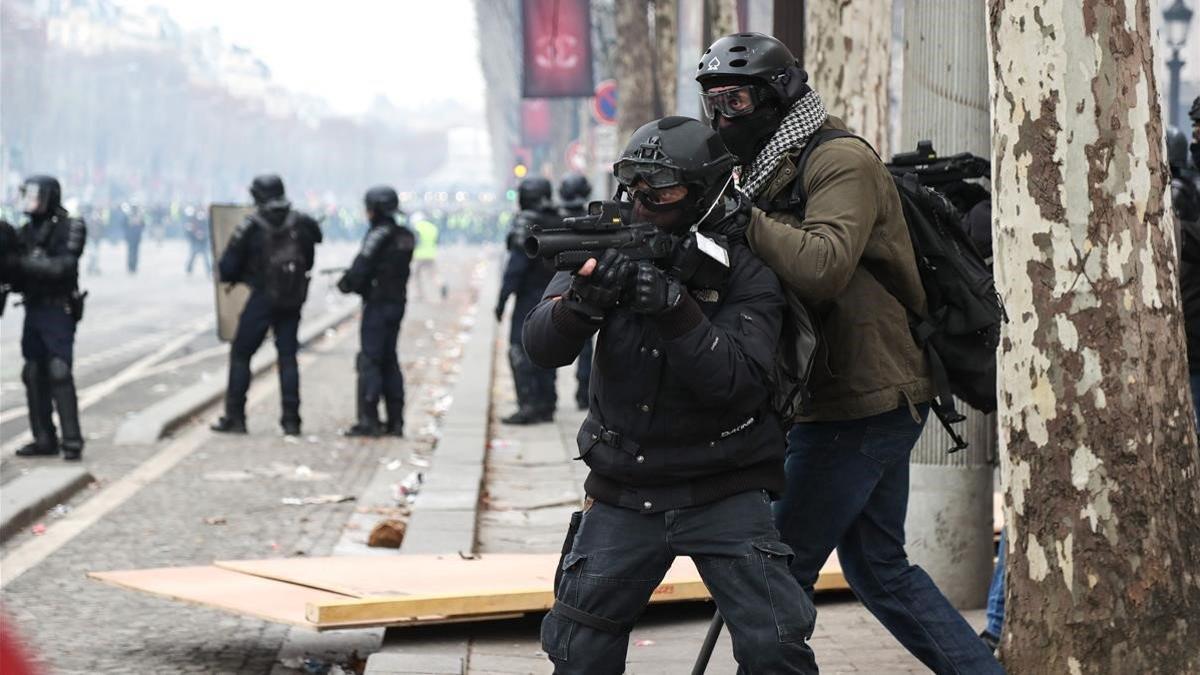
92, 553, 849, 631
88, 566, 345, 629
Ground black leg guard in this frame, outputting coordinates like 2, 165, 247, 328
224, 356, 252, 422
344, 353, 382, 437
47, 357, 83, 459
18, 361, 58, 455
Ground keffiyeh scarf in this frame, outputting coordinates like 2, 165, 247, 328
739, 91, 829, 200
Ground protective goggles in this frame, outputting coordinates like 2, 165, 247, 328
612, 159, 685, 190
700, 85, 764, 121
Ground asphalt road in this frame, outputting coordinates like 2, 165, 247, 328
0, 238, 358, 464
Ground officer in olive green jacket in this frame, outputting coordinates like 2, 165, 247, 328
697, 32, 1004, 674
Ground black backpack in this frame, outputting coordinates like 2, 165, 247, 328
256, 212, 310, 310
780, 129, 1006, 450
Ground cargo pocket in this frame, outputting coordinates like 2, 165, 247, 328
752, 540, 816, 644
542, 551, 588, 662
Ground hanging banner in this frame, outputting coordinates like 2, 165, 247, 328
522, 0, 594, 98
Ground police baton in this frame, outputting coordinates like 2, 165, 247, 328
691, 611, 724, 674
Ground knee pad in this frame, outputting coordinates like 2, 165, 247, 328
21, 361, 40, 385
48, 357, 73, 384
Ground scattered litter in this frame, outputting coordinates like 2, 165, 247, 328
284, 436, 300, 445
367, 519, 407, 548
49, 504, 71, 518
203, 470, 254, 482
281, 495, 356, 506
203, 516, 227, 526
391, 472, 423, 504
268, 541, 281, 551
407, 456, 430, 468
30, 523, 46, 536
306, 435, 320, 444
293, 465, 314, 479
385, 459, 403, 471
634, 639, 656, 647
203, 463, 331, 483
327, 666, 349, 675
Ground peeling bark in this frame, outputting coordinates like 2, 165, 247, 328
804, 0, 893, 157
988, 0, 1200, 672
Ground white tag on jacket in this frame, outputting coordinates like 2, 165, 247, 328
695, 232, 730, 267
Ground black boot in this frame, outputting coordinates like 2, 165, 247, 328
281, 416, 302, 436
344, 356, 382, 437
211, 416, 248, 434
18, 361, 58, 457
47, 358, 84, 461
501, 407, 546, 425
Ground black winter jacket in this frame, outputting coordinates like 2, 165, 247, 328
522, 217, 786, 513
499, 208, 558, 342
218, 208, 322, 292
16, 210, 86, 303
339, 219, 415, 304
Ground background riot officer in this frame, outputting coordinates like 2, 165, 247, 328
337, 185, 415, 437
212, 174, 323, 436
12, 175, 88, 460
494, 176, 559, 424
558, 173, 594, 411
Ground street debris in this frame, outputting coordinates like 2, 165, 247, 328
385, 459, 403, 471
391, 471, 423, 504
203, 516, 227, 525
367, 519, 406, 548
203, 463, 332, 483
49, 504, 71, 518
634, 639, 656, 647
281, 495, 356, 506
407, 456, 430, 468
31, 523, 46, 536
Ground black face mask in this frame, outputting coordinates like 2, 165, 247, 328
717, 106, 782, 164
1192, 141, 1200, 172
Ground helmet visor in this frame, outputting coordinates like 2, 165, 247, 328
613, 159, 684, 189
700, 85, 762, 122
19, 182, 45, 215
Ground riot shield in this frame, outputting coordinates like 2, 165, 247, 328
209, 204, 254, 342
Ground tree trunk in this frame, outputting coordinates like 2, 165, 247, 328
804, 0, 892, 157
652, 0, 677, 119
615, 0, 656, 142
988, 1, 1200, 672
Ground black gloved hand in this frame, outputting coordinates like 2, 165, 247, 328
336, 275, 353, 294
562, 248, 633, 321
494, 298, 506, 322
629, 261, 684, 315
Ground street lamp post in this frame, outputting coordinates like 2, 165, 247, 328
1164, 0, 1194, 128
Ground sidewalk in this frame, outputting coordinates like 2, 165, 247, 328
378, 312, 989, 674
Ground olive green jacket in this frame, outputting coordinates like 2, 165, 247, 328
747, 117, 933, 421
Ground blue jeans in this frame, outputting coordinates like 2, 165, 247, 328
986, 529, 1006, 636
774, 405, 1004, 674
542, 491, 818, 674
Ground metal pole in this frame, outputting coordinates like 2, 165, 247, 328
899, 0, 994, 609
690, 611, 725, 674
1169, 48, 1184, 129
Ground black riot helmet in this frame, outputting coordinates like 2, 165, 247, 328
364, 185, 400, 220
558, 173, 592, 209
1168, 126, 1191, 171
19, 175, 63, 217
613, 116, 736, 227
249, 174, 290, 209
518, 176, 554, 211
696, 33, 810, 109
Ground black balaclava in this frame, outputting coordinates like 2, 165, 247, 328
716, 97, 784, 165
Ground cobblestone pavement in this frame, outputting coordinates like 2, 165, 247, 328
459, 338, 987, 674
1, 247, 487, 674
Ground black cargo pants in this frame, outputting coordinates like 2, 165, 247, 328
541, 490, 818, 674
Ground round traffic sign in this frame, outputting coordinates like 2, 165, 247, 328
592, 79, 617, 125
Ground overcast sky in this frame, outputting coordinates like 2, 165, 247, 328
118, 0, 487, 117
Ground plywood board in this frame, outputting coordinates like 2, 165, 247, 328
89, 565, 348, 629
92, 553, 848, 631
